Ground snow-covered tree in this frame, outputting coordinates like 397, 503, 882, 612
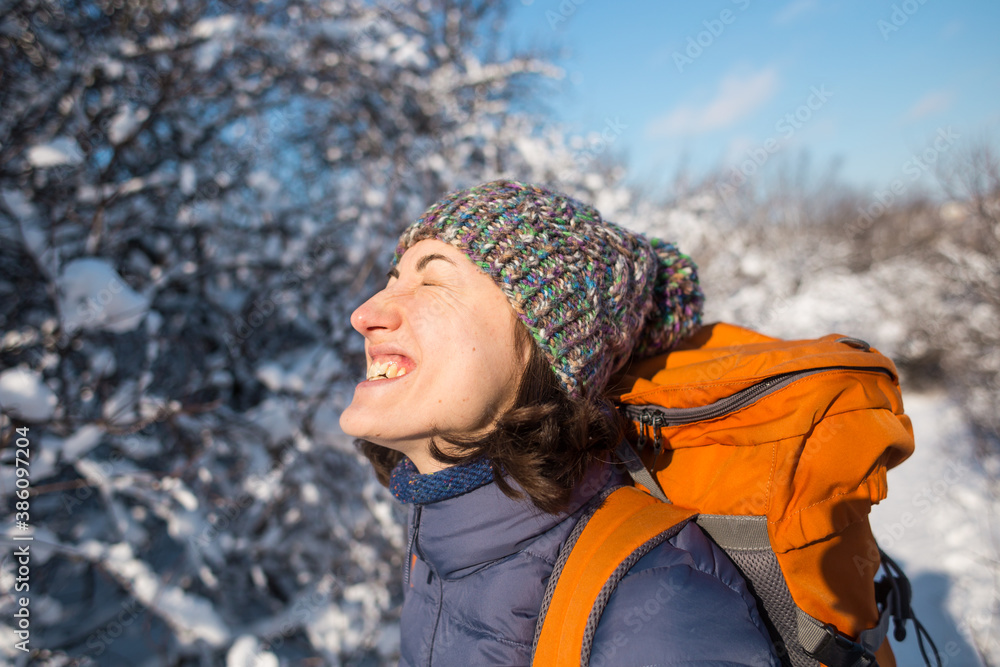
0, 1, 625, 664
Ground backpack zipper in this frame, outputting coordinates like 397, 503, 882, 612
621, 365, 894, 435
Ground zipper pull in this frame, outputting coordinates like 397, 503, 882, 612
636, 412, 649, 451
652, 415, 664, 459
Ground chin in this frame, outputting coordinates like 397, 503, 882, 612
338, 405, 368, 440
339, 406, 403, 447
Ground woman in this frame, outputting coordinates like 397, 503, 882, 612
339, 180, 780, 666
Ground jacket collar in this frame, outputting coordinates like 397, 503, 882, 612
414, 462, 617, 579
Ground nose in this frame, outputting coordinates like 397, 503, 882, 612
350, 288, 402, 337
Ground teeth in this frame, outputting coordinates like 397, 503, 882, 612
366, 360, 407, 381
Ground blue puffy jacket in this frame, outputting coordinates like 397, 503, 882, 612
398, 463, 780, 666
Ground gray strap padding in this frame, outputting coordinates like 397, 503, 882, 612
695, 514, 771, 551
697, 515, 816, 666
698, 514, 889, 667
614, 440, 670, 503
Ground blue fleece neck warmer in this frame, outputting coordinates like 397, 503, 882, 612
389, 456, 495, 505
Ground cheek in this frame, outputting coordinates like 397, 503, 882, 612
471, 321, 524, 388
442, 321, 518, 393
408, 298, 458, 334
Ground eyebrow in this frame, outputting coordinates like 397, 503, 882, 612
386, 253, 455, 279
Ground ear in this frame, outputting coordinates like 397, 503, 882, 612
520, 332, 533, 367
512, 316, 534, 367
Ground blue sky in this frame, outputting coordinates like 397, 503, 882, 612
505, 0, 1000, 196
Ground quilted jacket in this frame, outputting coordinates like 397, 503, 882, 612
397, 463, 780, 666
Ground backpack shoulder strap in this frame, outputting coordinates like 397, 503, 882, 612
531, 486, 695, 666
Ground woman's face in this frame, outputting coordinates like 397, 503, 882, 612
339, 239, 529, 473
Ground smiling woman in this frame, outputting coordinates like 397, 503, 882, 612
340, 240, 528, 474
339, 180, 780, 667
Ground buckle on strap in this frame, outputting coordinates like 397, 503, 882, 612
813, 623, 878, 667
798, 611, 880, 667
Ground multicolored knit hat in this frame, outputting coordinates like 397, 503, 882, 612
394, 180, 704, 400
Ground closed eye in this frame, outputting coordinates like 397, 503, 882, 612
386, 252, 457, 288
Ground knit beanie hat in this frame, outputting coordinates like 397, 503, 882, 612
394, 180, 704, 400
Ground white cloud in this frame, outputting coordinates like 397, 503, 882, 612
647, 68, 779, 137
773, 0, 819, 25
903, 90, 955, 122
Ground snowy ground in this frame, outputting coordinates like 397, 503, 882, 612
871, 392, 999, 666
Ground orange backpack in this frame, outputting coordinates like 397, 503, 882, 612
532, 323, 939, 667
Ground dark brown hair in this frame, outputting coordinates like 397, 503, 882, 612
356, 323, 624, 514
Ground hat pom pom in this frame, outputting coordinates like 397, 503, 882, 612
634, 239, 704, 358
